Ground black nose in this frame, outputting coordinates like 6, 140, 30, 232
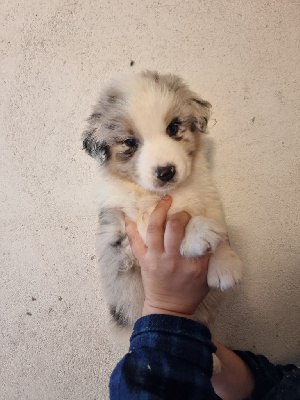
156, 165, 176, 182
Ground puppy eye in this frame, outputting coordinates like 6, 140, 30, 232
124, 138, 138, 147
167, 122, 179, 137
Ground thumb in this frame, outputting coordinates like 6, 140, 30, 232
125, 216, 147, 259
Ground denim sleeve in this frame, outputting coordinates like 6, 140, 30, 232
109, 314, 218, 400
234, 350, 300, 400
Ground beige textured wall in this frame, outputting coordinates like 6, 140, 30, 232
1, 0, 299, 399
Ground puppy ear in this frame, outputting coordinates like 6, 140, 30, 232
191, 97, 212, 133
82, 81, 124, 164
192, 97, 212, 109
82, 130, 110, 165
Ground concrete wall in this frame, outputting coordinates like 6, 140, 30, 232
1, 0, 299, 398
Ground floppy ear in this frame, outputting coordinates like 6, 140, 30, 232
191, 97, 212, 133
82, 81, 124, 164
82, 129, 110, 165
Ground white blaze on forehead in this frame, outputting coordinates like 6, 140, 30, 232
120, 76, 193, 192
128, 79, 175, 139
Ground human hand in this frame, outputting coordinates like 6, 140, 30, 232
125, 195, 210, 320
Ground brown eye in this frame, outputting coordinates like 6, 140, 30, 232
167, 118, 180, 137
124, 138, 138, 147
167, 124, 178, 136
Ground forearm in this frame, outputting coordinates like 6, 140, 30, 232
211, 340, 254, 400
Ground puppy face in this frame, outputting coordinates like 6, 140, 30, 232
83, 71, 211, 193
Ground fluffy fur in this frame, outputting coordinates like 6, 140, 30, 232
83, 71, 242, 338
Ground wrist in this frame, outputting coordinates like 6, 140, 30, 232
142, 302, 196, 320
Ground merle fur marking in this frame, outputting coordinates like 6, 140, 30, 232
98, 210, 111, 225
83, 133, 110, 164
116, 146, 138, 162
109, 306, 127, 326
110, 233, 127, 248
89, 113, 102, 120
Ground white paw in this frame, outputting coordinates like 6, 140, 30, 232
180, 216, 227, 258
207, 244, 243, 291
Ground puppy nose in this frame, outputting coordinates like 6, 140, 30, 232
156, 165, 176, 182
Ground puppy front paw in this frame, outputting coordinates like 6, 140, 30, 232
180, 216, 227, 258
207, 243, 243, 291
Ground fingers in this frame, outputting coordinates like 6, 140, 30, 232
125, 216, 147, 259
146, 195, 172, 253
164, 212, 191, 254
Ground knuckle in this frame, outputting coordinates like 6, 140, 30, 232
154, 202, 167, 214
180, 211, 191, 219
125, 224, 134, 239
127, 233, 135, 246
181, 211, 191, 220
169, 211, 191, 224
124, 218, 132, 230
147, 223, 160, 235
167, 219, 181, 232
126, 228, 138, 246
167, 211, 190, 231
167, 260, 178, 273
143, 255, 158, 272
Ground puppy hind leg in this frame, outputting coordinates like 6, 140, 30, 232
207, 242, 242, 291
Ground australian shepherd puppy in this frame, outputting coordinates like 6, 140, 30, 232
83, 71, 242, 338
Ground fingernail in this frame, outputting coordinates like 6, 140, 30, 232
161, 194, 171, 201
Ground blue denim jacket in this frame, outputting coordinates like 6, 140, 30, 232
110, 315, 299, 399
